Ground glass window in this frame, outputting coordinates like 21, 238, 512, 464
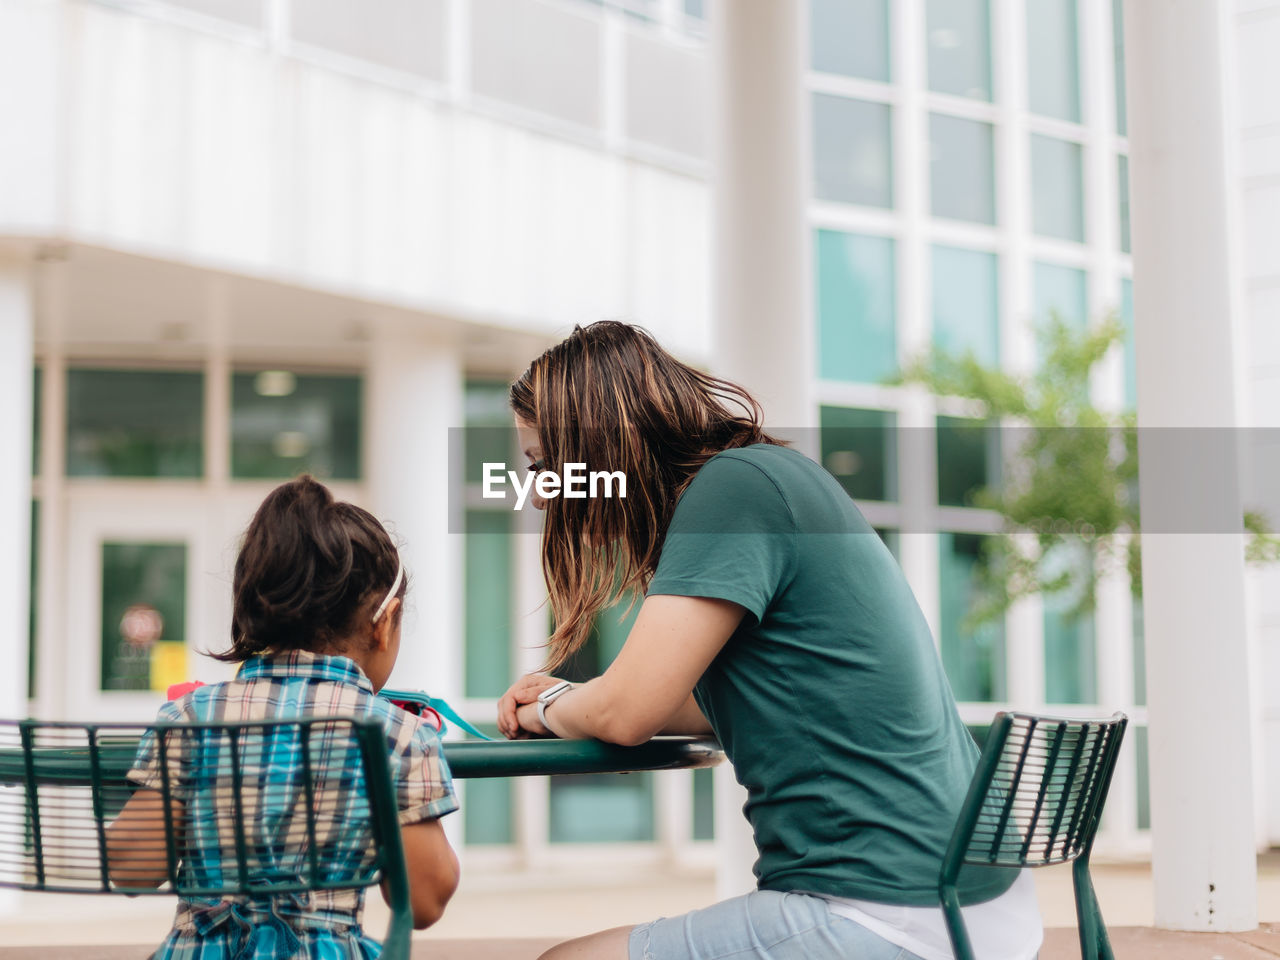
1026, 0, 1081, 122
1135, 725, 1149, 829
1132, 596, 1145, 705
815, 230, 897, 384
939, 532, 1006, 702
1041, 542, 1097, 704
932, 245, 999, 365
877, 528, 901, 561
937, 416, 1000, 508
1034, 263, 1088, 331
1118, 154, 1131, 253
810, 0, 890, 82
100, 542, 187, 692
1031, 134, 1085, 242
926, 0, 992, 101
551, 599, 654, 842
692, 767, 715, 841
684, 0, 705, 18
1113, 0, 1127, 136
463, 724, 514, 845
1122, 278, 1136, 410
812, 94, 893, 209
464, 380, 517, 485
231, 372, 361, 480
28, 501, 37, 701
464, 510, 513, 699
67, 370, 203, 478
930, 114, 995, 225
820, 406, 898, 502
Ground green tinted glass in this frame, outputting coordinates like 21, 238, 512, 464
932, 246, 999, 366
231, 372, 361, 480
1135, 725, 1149, 829
1031, 135, 1085, 242
813, 94, 893, 208
1042, 542, 1097, 704
1027, 0, 1081, 122
820, 406, 897, 502
464, 381, 517, 485
1113, 0, 1127, 136
926, 0, 992, 100
1118, 154, 1131, 253
1121, 279, 1136, 410
939, 532, 1006, 702
463, 723, 514, 845
816, 230, 897, 384
937, 416, 1000, 508
930, 114, 996, 225
549, 772, 655, 843
28, 500, 37, 700
67, 370, 203, 478
100, 542, 187, 692
810, 0, 890, 81
464, 510, 513, 698
692, 767, 715, 841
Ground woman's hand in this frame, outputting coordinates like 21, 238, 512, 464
497, 673, 566, 739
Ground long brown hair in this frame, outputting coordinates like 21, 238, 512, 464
510, 321, 783, 670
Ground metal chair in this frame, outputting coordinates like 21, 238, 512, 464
0, 716, 412, 960
940, 711, 1128, 960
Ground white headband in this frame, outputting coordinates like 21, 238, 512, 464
371, 558, 404, 624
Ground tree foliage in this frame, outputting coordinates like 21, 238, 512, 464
898, 315, 1277, 626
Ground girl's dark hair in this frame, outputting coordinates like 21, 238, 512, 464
510, 320, 784, 670
216, 475, 407, 662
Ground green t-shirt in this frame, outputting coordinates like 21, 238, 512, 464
647, 444, 1016, 906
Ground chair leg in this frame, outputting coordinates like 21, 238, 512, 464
1072, 857, 1115, 960
940, 883, 976, 960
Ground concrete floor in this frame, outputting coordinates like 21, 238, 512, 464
2, 855, 1277, 957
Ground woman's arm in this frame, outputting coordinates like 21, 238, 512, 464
389, 818, 460, 929
499, 594, 744, 745
105, 789, 184, 888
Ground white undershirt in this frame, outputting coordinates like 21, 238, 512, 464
822, 869, 1043, 960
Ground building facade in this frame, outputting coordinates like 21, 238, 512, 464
1, 0, 1276, 875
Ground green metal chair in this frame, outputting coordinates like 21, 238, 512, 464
0, 716, 412, 960
940, 711, 1128, 960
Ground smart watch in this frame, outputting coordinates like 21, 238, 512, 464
536, 680, 574, 734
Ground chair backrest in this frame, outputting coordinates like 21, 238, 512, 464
0, 716, 411, 957
941, 711, 1128, 880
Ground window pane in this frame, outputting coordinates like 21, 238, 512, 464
464, 380, 517, 485
926, 0, 991, 101
684, 0, 704, 18
1135, 725, 1149, 829
692, 767, 714, 840
464, 511, 513, 698
930, 114, 995, 224
820, 406, 897, 502
1122, 278, 1136, 410
1031, 134, 1085, 242
1034, 263, 1087, 331
816, 230, 897, 384
1118, 154, 1131, 253
231, 372, 361, 480
1113, 0, 1127, 136
939, 532, 1006, 702
813, 94, 893, 209
937, 416, 1000, 508
1132, 595, 1145, 705
550, 771, 655, 842
67, 370, 203, 478
810, 0, 890, 82
28, 500, 37, 700
932, 245, 999, 365
101, 542, 187, 692
1027, 0, 1080, 122
1042, 542, 1097, 704
463, 724, 514, 845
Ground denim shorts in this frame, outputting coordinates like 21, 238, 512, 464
627, 890, 927, 960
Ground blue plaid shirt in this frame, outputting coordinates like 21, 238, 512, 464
128, 652, 458, 960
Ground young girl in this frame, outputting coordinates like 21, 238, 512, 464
107, 475, 460, 958
497, 322, 1043, 960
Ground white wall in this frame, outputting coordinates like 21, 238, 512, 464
1235, 0, 1280, 846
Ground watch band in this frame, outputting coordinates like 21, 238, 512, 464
536, 680, 574, 735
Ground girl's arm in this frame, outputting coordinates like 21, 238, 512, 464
498, 594, 744, 745
390, 818, 460, 929
105, 789, 185, 888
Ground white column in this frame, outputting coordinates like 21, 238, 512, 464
711, 0, 814, 443
1126, 0, 1257, 931
0, 259, 34, 719
708, 0, 809, 897
366, 323, 464, 702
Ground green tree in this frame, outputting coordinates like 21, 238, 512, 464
899, 315, 1277, 627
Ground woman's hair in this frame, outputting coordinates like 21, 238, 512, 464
510, 320, 783, 670
216, 475, 407, 662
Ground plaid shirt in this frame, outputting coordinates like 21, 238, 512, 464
128, 651, 458, 960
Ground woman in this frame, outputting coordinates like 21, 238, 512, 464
497, 322, 1042, 960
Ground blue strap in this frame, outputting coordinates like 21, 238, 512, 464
379, 689, 495, 741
